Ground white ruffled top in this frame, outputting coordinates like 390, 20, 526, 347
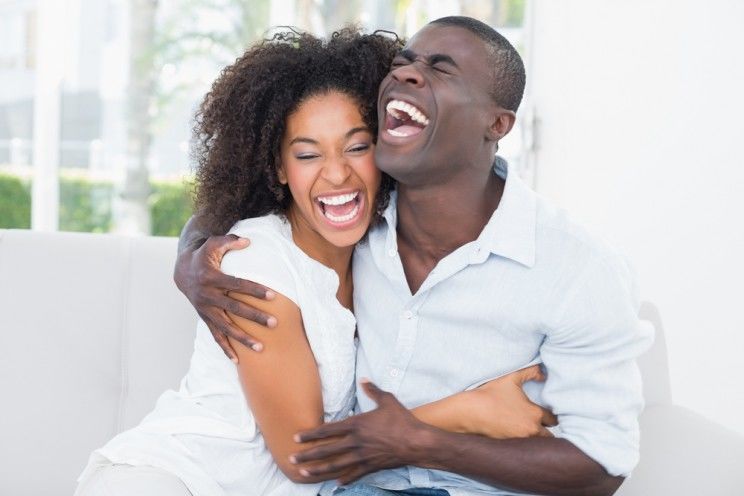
79, 214, 357, 496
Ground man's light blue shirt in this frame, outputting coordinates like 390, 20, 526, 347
346, 160, 653, 496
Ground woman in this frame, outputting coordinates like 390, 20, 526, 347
75, 28, 551, 496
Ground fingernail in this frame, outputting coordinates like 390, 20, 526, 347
267, 316, 278, 328
252, 343, 263, 352
230, 356, 239, 364
265, 290, 276, 300
299, 469, 310, 477
293, 434, 301, 442
289, 455, 297, 464
359, 377, 370, 384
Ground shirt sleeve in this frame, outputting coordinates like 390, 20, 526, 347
540, 253, 655, 477
219, 226, 299, 307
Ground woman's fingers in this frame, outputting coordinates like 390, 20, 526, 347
516, 364, 545, 383
541, 407, 558, 427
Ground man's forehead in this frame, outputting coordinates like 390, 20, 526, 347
404, 24, 486, 58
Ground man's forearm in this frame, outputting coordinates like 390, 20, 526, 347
412, 427, 622, 496
177, 214, 211, 254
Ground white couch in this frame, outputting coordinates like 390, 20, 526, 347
1, 229, 742, 495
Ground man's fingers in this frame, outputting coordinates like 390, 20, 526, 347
541, 407, 558, 427
212, 311, 263, 352
223, 233, 250, 250
290, 440, 356, 465
297, 452, 361, 477
206, 323, 238, 363
211, 292, 277, 328
225, 276, 276, 301
295, 420, 352, 444
360, 379, 394, 405
206, 234, 250, 258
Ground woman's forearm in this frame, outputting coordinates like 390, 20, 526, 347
411, 392, 473, 434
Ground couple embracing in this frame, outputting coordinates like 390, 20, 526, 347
75, 16, 651, 496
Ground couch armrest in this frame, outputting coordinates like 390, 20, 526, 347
616, 404, 744, 495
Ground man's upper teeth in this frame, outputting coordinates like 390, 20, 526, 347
318, 191, 358, 205
386, 100, 430, 126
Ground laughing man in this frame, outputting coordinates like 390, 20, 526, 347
175, 16, 652, 496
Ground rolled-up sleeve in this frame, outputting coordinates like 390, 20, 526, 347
541, 253, 655, 477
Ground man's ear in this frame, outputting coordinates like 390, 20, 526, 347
487, 108, 517, 142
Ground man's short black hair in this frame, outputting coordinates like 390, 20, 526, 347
429, 16, 525, 112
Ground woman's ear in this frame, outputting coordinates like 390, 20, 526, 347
277, 165, 288, 185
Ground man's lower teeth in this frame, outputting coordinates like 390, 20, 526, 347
325, 205, 359, 222
388, 129, 408, 137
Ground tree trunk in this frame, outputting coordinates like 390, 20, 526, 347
115, 0, 158, 234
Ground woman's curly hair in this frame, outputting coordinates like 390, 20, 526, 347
193, 27, 402, 235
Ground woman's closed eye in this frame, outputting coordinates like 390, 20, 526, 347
295, 153, 320, 160
346, 143, 371, 154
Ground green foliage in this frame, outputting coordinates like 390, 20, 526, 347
0, 173, 31, 229
0, 173, 193, 236
59, 178, 114, 233
504, 0, 526, 27
150, 180, 194, 237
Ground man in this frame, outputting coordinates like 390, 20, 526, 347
175, 17, 651, 496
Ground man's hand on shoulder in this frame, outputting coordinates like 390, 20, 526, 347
174, 218, 278, 361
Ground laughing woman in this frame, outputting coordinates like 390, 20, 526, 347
75, 28, 551, 496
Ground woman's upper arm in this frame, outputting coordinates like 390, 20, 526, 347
226, 291, 324, 481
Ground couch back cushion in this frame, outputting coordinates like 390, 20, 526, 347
0, 229, 197, 496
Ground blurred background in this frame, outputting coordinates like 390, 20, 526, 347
1, 0, 742, 436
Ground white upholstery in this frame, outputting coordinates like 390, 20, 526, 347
0, 229, 742, 495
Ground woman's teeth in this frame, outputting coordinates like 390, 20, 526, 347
317, 191, 361, 223
324, 204, 360, 223
318, 191, 358, 205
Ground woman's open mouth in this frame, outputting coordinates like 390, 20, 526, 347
315, 190, 364, 227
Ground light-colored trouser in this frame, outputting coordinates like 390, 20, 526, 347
74, 464, 193, 496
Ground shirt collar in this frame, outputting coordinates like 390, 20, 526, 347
478, 157, 537, 268
381, 157, 537, 268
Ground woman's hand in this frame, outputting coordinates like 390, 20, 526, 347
460, 365, 558, 439
173, 226, 278, 360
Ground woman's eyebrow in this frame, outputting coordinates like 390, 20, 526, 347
289, 137, 318, 145
345, 126, 370, 138
288, 127, 369, 146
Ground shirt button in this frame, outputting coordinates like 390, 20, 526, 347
402, 310, 414, 319
388, 248, 396, 257
390, 368, 400, 377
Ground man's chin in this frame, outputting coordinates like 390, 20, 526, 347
374, 145, 419, 182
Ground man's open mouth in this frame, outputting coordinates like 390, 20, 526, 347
385, 99, 430, 138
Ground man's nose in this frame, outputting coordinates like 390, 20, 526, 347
391, 62, 425, 88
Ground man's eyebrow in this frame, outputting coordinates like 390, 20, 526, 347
399, 49, 458, 69
288, 127, 370, 146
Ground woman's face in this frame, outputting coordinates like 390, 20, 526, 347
279, 91, 381, 248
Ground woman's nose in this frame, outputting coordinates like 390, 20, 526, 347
322, 156, 352, 185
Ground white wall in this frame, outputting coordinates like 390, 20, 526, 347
527, 0, 744, 434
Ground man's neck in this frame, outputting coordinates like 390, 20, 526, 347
395, 167, 504, 292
